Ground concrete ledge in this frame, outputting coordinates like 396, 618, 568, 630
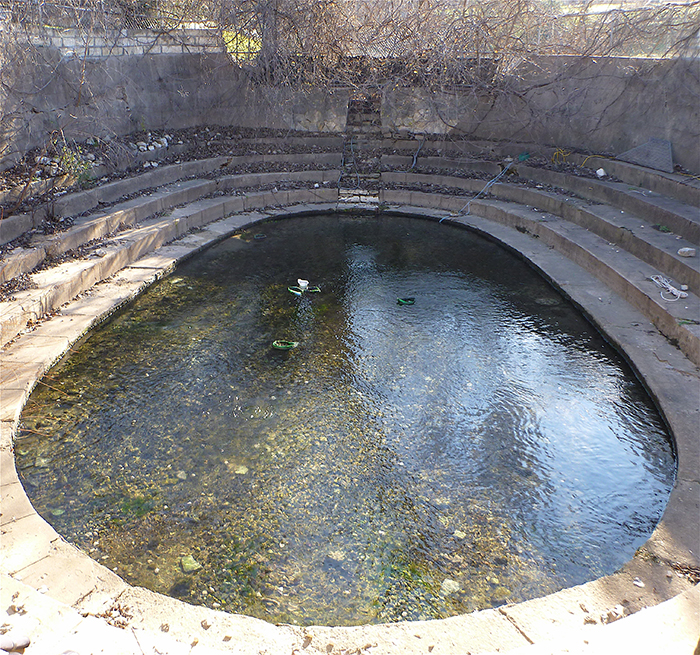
1, 195, 698, 654
0, 153, 343, 245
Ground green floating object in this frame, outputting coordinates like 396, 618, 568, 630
518, 151, 530, 162
180, 554, 202, 573
272, 340, 299, 350
397, 297, 415, 305
254, 233, 267, 240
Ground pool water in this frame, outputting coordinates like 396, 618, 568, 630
16, 213, 675, 626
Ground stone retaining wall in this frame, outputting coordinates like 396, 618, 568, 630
10, 27, 223, 57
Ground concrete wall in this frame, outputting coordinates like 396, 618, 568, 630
383, 56, 700, 172
0, 43, 349, 169
1, 32, 698, 173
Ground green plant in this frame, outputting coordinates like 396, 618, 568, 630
58, 143, 93, 185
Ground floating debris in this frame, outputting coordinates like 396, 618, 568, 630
272, 340, 299, 350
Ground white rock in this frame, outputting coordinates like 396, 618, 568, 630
678, 247, 696, 257
440, 578, 461, 595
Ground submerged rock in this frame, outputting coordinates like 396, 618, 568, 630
440, 578, 460, 595
181, 554, 202, 573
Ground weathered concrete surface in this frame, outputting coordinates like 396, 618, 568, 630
383, 57, 700, 173
0, 48, 350, 169
1, 197, 698, 654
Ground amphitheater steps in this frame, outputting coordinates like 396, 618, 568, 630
0, 182, 339, 347
1, 140, 698, 366
382, 171, 699, 295
0, 167, 341, 285
0, 153, 342, 245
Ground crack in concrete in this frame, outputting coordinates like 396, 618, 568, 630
498, 607, 535, 645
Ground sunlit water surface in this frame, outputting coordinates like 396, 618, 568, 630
17, 214, 674, 626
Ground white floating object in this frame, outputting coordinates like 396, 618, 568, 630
298, 279, 309, 290
678, 247, 696, 257
596, 168, 607, 178
633, 577, 645, 588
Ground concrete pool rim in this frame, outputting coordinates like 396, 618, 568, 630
1, 202, 698, 654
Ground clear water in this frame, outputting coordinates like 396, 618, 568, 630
16, 213, 675, 626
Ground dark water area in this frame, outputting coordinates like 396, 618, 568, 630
17, 213, 675, 626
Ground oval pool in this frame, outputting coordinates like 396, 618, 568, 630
16, 213, 675, 626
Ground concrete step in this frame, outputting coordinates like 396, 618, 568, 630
382, 171, 699, 295
0, 153, 342, 245
518, 165, 700, 244
0, 187, 339, 348
381, 152, 700, 210
0, 170, 340, 286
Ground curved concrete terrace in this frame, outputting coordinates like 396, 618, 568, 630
1, 142, 699, 654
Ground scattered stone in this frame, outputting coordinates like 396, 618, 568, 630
678, 247, 696, 257
176, 470, 188, 480
201, 619, 211, 629
160, 623, 169, 632
453, 529, 467, 539
234, 464, 249, 475
0, 634, 31, 651
633, 577, 645, 588
601, 604, 628, 624
595, 168, 606, 178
